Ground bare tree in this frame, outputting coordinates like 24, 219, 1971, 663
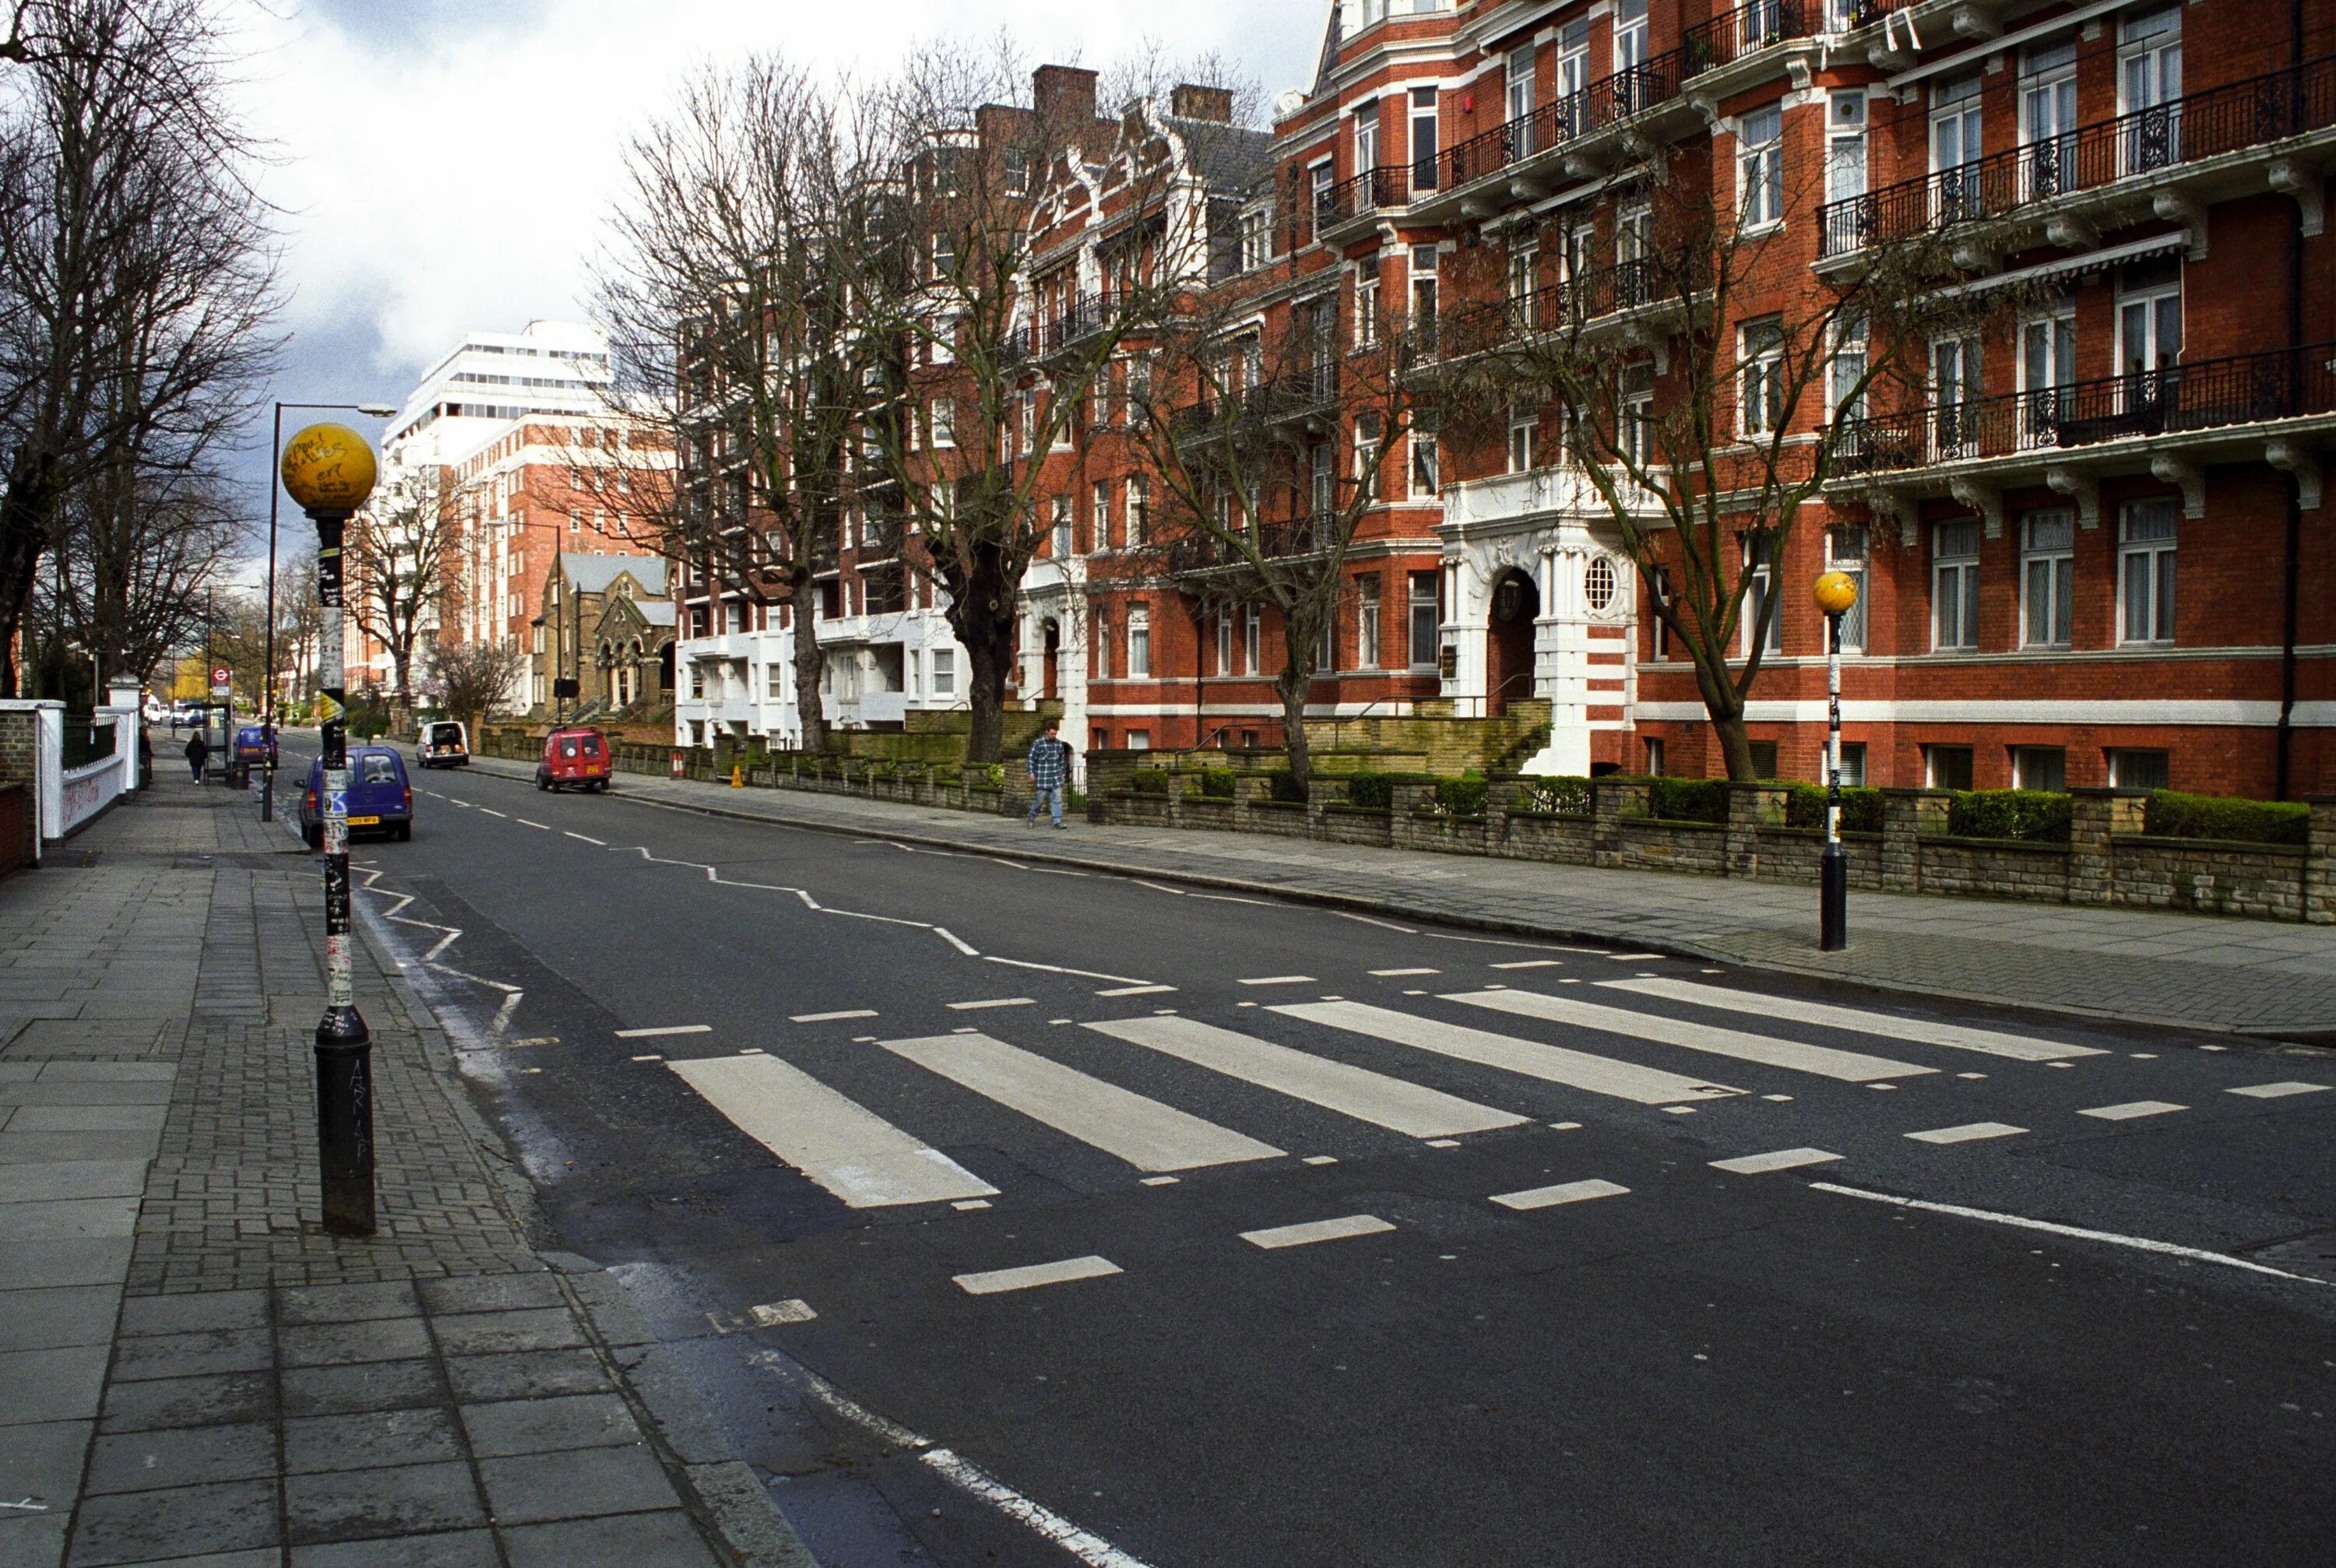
346, 468, 460, 712
0, 0, 280, 694
596, 55, 888, 754
273, 538, 321, 705
55, 457, 236, 689
421, 637, 526, 728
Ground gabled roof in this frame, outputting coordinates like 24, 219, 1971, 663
1172, 118, 1274, 198
558, 552, 667, 596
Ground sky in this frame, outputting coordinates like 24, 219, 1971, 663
229, 0, 1327, 580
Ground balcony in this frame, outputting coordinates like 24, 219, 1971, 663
1831, 342, 2336, 495
1004, 292, 1127, 362
1818, 56, 2336, 262
1316, 164, 1418, 244
1437, 260, 1696, 362
1441, 466, 1655, 530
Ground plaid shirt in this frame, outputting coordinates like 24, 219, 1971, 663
1026, 735, 1070, 789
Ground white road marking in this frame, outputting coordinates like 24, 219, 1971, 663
1490, 960, 1564, 970
1085, 1016, 1528, 1139
565, 831, 606, 846
477, 808, 507, 818
1335, 912, 1417, 933
1809, 1182, 2333, 1288
1761, 1094, 1793, 1102
883, 1032, 1283, 1171
1301, 1155, 1338, 1165
954, 1256, 1123, 1296
2079, 1101, 2187, 1121
1370, 968, 1441, 977
1241, 1214, 1395, 1250
1276, 1000, 1738, 1106
1096, 985, 1175, 997
2229, 1081, 2329, 1099
1424, 1137, 1463, 1148
934, 927, 980, 956
1711, 1148, 1842, 1175
1611, 953, 1669, 961
630, 1054, 662, 1062
1238, 975, 1317, 986
1549, 1121, 1581, 1130
449, 799, 471, 807
987, 955, 1152, 986
616, 1025, 712, 1039
953, 1199, 991, 1211
515, 818, 551, 830
1491, 1179, 1630, 1211
947, 997, 1036, 1011
667, 1054, 997, 1208
1448, 990, 1931, 1084
1139, 1176, 1180, 1186
1905, 1122, 2028, 1144
1579, 979, 2120, 1058
793, 1010, 879, 1024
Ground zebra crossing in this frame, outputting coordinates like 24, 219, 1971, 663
647, 978, 2329, 1214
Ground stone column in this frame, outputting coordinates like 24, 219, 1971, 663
2305, 796, 2336, 924
1391, 779, 1436, 850
1592, 776, 1648, 868
1484, 773, 1515, 857
1725, 782, 1790, 881
2068, 788, 2145, 906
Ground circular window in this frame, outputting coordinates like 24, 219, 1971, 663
1584, 556, 1617, 612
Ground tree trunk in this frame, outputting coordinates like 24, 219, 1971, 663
946, 543, 1020, 765
790, 579, 825, 754
1275, 661, 1315, 792
1689, 653, 1756, 780
0, 464, 62, 698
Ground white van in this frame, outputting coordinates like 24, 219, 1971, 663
417, 720, 470, 769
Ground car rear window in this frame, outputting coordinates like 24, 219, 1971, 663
431, 725, 461, 744
359, 755, 399, 785
559, 740, 579, 759
581, 737, 602, 758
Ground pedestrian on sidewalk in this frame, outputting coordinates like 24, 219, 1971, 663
137, 726, 153, 786
184, 730, 209, 782
1024, 719, 1073, 829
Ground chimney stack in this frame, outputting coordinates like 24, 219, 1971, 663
1170, 83, 1235, 125
1032, 64, 1100, 129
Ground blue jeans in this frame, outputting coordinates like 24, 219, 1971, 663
1027, 783, 1063, 824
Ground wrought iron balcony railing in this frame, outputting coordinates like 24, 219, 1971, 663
1437, 47, 1692, 193
1830, 342, 2336, 476
1819, 56, 2336, 257
1439, 260, 1688, 357
1681, 0, 1807, 76
1318, 164, 1413, 227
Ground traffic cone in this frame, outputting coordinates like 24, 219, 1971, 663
730, 761, 744, 789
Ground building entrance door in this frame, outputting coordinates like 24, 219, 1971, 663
1043, 621, 1061, 700
1486, 568, 1539, 716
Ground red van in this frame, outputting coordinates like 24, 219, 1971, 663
537, 726, 613, 793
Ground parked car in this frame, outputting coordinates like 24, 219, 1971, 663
417, 720, 470, 769
537, 726, 613, 792
300, 746, 414, 847
229, 725, 273, 789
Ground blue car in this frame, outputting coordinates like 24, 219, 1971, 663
300, 746, 413, 847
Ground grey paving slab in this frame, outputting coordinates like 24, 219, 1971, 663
0, 1286, 118, 1352
276, 1281, 420, 1326
498, 1510, 722, 1568
0, 1512, 67, 1568
0, 1419, 93, 1510
5, 1106, 167, 1134
116, 1289, 269, 1338
98, 1370, 275, 1433
0, 1162, 148, 1203
0, 1082, 172, 1107
283, 1408, 466, 1475
33, 1063, 175, 1083
278, 1317, 434, 1368
83, 1422, 277, 1495
477, 1445, 681, 1524
427, 1308, 588, 1357
0, 1134, 158, 1167
0, 1197, 139, 1243
109, 1327, 275, 1381
283, 1460, 486, 1546
277, 1359, 447, 1419
0, 1345, 110, 1426
63, 1478, 279, 1566
416, 1273, 563, 1314
290, 1529, 501, 1567
458, 1393, 640, 1457
443, 1348, 612, 1404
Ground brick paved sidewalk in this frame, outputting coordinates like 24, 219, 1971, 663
467, 754, 2336, 1038
0, 774, 814, 1568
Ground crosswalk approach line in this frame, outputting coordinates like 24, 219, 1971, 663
1084, 1015, 1529, 1139
1271, 1000, 1738, 1106
1445, 989, 1933, 1084
1597, 977, 2108, 1063
882, 1032, 1286, 1172
664, 1054, 997, 1208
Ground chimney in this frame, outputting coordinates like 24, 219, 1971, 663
1032, 64, 1099, 129
1170, 83, 1235, 125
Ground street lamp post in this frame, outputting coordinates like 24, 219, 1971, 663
263, 400, 396, 821
281, 422, 382, 1236
1813, 570, 1859, 952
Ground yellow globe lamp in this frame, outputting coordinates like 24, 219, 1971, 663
280, 423, 379, 514
1813, 569, 1859, 617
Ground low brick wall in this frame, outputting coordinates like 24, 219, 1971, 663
1620, 819, 1727, 877
1917, 838, 2072, 902
2110, 836, 2308, 921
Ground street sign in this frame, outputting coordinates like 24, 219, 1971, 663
209, 665, 232, 698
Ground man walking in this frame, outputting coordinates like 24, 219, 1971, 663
184, 730, 209, 783
1024, 719, 1073, 829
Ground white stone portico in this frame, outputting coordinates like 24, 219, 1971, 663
1437, 468, 1642, 775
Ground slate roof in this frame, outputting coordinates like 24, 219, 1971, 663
558, 553, 667, 596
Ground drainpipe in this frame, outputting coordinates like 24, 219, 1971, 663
2275, 0, 2308, 799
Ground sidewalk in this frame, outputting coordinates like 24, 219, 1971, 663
0, 773, 814, 1567
473, 755, 2336, 1038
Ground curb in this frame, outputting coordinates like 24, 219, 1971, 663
456, 755, 2318, 1045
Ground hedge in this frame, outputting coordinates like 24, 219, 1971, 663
1129, 768, 1170, 797
1433, 776, 1487, 816
2143, 789, 2310, 846
1947, 789, 2073, 844
1647, 776, 1729, 824
1344, 772, 1395, 810
1782, 783, 1884, 835
1265, 770, 1307, 803
1196, 768, 1236, 800
1515, 775, 1591, 814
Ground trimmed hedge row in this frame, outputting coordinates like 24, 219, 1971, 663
1782, 783, 1885, 835
2144, 789, 2309, 846
1947, 789, 2072, 844
1515, 775, 1592, 815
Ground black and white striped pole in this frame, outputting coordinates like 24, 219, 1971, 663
282, 424, 380, 1237
1814, 569, 1859, 953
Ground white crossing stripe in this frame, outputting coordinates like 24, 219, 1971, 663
2078, 1101, 2186, 1121
1238, 975, 1317, 986
1490, 959, 1563, 970
1490, 1179, 1630, 1211
2229, 1081, 2329, 1099
882, 1033, 1283, 1172
791, 1010, 879, 1024
1096, 985, 1175, 997
1711, 1147, 1842, 1174
1273, 1000, 1736, 1106
954, 1256, 1123, 1296
1084, 1016, 1528, 1139
665, 1054, 997, 1208
1598, 977, 2107, 1063
1241, 1214, 1395, 1250
617, 1025, 711, 1039
515, 818, 550, 830
1369, 968, 1441, 977
1905, 1122, 2028, 1144
1447, 989, 1931, 1084
948, 997, 1034, 1011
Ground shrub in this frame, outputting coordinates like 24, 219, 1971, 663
1265, 770, 1306, 803
1130, 768, 1170, 797
1647, 776, 1728, 824
1515, 775, 1591, 814
2144, 789, 2309, 846
1947, 789, 2072, 844
1198, 768, 1236, 800
1343, 772, 1395, 811
1782, 782, 1884, 835
1433, 776, 1487, 816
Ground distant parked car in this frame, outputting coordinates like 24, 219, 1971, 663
300, 746, 413, 848
229, 726, 273, 789
417, 720, 470, 769
537, 726, 613, 793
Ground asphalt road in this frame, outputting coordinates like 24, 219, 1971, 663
280, 737, 2336, 1567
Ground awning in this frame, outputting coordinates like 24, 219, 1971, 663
1923, 231, 2186, 304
